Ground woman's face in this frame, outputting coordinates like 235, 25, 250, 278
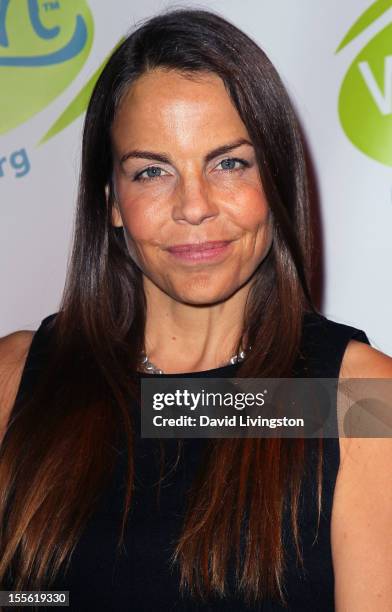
111, 69, 272, 305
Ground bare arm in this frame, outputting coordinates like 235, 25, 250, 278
332, 340, 392, 611
0, 331, 34, 442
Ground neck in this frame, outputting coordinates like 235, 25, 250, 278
142, 276, 251, 374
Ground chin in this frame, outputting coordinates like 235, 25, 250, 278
171, 277, 239, 306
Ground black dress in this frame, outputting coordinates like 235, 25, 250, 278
9, 312, 369, 611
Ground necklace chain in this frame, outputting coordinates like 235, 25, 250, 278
139, 343, 252, 375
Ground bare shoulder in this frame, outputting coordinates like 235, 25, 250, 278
340, 338, 392, 378
331, 339, 392, 609
0, 330, 34, 439
338, 339, 392, 459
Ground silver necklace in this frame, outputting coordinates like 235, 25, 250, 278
139, 344, 251, 374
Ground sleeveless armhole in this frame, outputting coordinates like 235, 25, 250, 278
298, 313, 371, 521
328, 323, 370, 478
276, 314, 373, 612
299, 313, 371, 379
10, 314, 58, 423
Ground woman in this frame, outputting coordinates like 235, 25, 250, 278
0, 8, 391, 611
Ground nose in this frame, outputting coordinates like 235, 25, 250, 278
172, 172, 219, 225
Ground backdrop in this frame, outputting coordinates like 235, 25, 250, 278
1, 0, 391, 354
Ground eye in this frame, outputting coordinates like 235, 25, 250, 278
216, 157, 250, 172
133, 166, 168, 182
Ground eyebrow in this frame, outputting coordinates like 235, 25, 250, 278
119, 138, 253, 166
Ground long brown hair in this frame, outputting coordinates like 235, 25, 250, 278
0, 8, 321, 605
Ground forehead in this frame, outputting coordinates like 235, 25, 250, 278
111, 69, 249, 151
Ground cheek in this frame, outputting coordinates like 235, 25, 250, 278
228, 184, 270, 229
117, 195, 171, 273
116, 189, 165, 245
114, 169, 166, 230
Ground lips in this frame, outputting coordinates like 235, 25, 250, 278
167, 240, 232, 253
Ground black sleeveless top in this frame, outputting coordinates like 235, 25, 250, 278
10, 312, 370, 611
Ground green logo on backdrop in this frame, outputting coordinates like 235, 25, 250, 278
0, 0, 94, 136
337, 0, 392, 166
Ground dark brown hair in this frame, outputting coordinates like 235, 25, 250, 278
0, 8, 321, 606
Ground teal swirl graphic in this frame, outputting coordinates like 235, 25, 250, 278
0, 0, 93, 135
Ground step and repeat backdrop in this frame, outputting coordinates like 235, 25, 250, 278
1, 0, 391, 353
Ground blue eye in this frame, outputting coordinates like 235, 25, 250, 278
134, 166, 165, 181
218, 158, 249, 171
